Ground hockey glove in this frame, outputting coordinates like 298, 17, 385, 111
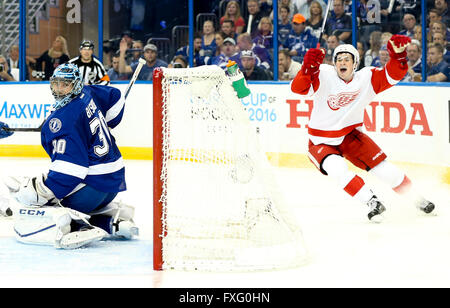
301, 48, 325, 77
387, 35, 411, 63
0, 121, 13, 139
5, 174, 56, 207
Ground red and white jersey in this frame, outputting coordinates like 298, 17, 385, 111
291, 60, 407, 145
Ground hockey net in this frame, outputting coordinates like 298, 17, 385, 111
153, 66, 306, 271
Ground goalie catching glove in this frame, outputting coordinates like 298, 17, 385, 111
5, 174, 56, 206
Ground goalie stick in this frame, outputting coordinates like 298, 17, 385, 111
3, 57, 147, 133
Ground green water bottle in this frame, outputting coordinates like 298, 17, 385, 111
226, 60, 251, 98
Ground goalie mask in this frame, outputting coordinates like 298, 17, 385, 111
332, 44, 360, 74
50, 63, 83, 110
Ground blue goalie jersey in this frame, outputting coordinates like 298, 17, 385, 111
41, 85, 126, 199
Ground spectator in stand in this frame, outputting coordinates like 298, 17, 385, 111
364, 31, 382, 67
220, 0, 245, 34
121, 30, 134, 50
413, 25, 422, 42
129, 40, 144, 65
240, 50, 271, 80
283, 13, 318, 62
6, 45, 19, 70
323, 0, 352, 44
397, 13, 416, 38
278, 48, 302, 80
245, 0, 269, 38
237, 32, 272, 69
211, 37, 239, 69
431, 32, 450, 62
323, 50, 333, 64
6, 45, 20, 80
221, 19, 238, 41
175, 33, 205, 66
305, 0, 324, 40
433, 0, 449, 26
32, 35, 70, 81
0, 55, 15, 81
343, 0, 352, 13
68, 40, 110, 85
253, 17, 274, 50
116, 30, 135, 67
381, 32, 393, 46
429, 21, 450, 43
358, 0, 382, 49
107, 53, 130, 81
371, 44, 390, 67
323, 35, 340, 64
278, 5, 293, 47
426, 43, 449, 82
118, 39, 168, 80
297, 0, 326, 20
326, 35, 340, 51
272, 0, 295, 21
214, 32, 227, 58
428, 8, 443, 27
5, 45, 31, 81
403, 39, 422, 82
259, 0, 274, 16
200, 20, 217, 60
168, 55, 188, 68
356, 41, 365, 70
291, 0, 306, 14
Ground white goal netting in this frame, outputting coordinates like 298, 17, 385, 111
155, 65, 306, 271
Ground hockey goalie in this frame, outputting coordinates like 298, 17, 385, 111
2, 63, 138, 249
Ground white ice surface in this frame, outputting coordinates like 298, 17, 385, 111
0, 157, 448, 288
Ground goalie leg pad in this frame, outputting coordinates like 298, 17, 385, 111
89, 201, 139, 239
14, 206, 69, 246
14, 206, 107, 249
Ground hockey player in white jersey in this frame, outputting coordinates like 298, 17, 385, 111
291, 34, 435, 222
4, 63, 138, 248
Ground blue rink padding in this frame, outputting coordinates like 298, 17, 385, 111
0, 236, 153, 275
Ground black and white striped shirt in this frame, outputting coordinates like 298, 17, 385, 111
68, 56, 110, 85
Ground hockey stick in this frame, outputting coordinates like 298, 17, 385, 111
317, 0, 333, 48
3, 57, 147, 133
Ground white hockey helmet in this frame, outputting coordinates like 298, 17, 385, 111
332, 44, 360, 73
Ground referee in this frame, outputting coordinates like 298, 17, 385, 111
68, 40, 110, 85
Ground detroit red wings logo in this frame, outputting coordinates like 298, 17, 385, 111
327, 91, 360, 110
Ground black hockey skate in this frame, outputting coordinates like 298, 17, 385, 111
367, 195, 386, 222
416, 198, 435, 214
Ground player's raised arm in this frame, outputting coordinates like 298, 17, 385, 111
371, 34, 411, 94
290, 48, 325, 95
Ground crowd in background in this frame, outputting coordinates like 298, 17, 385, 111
0, 0, 448, 83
